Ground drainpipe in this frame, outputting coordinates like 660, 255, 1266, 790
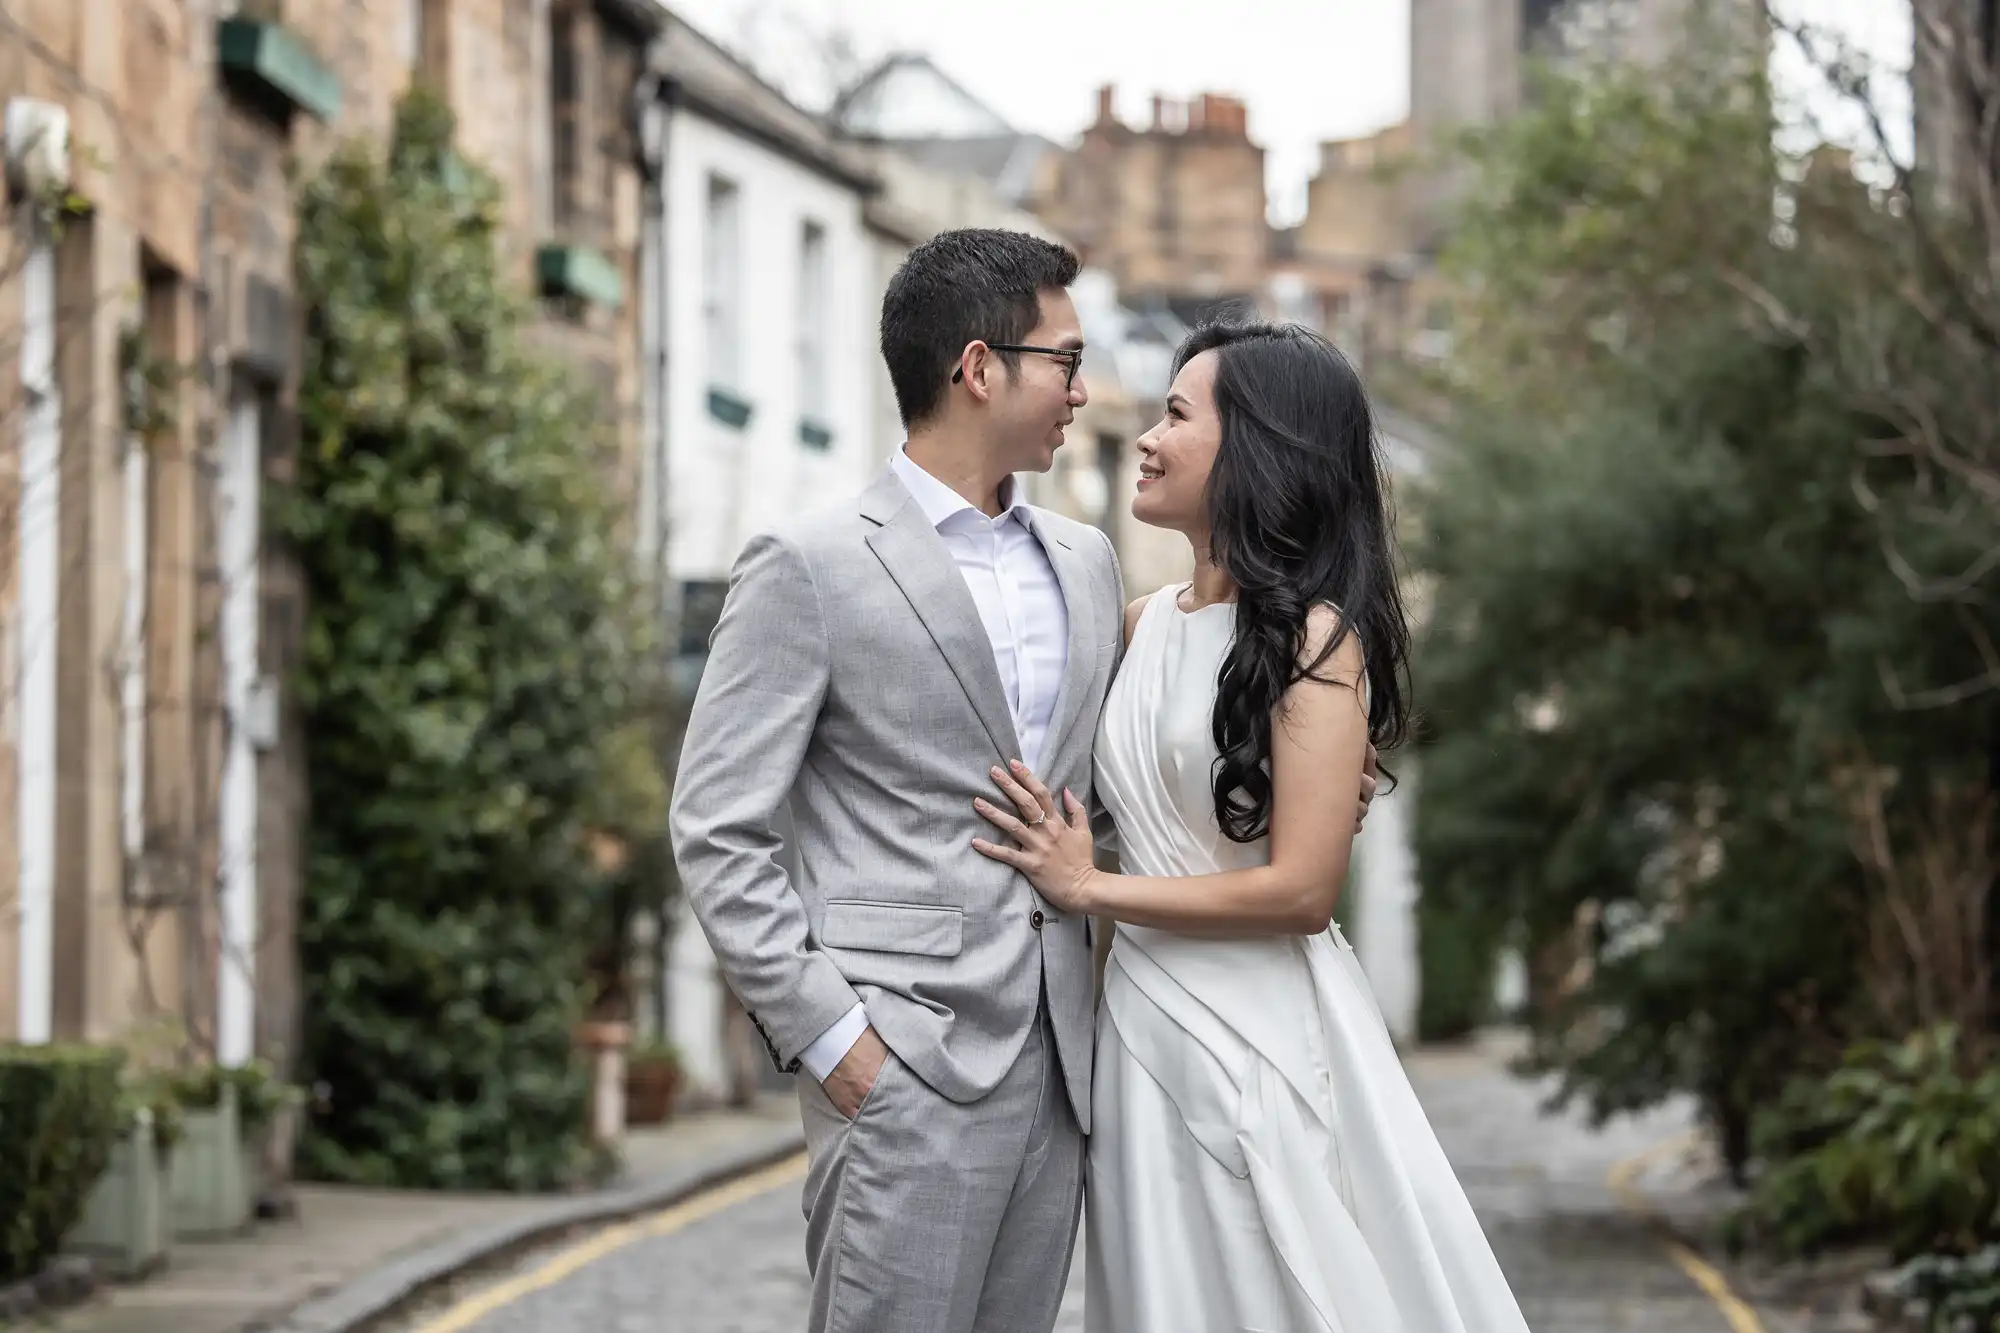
634, 65, 669, 607
631, 51, 676, 1045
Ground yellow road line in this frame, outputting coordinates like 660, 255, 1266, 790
1663, 1237, 1770, 1333
412, 1152, 809, 1333
1604, 1127, 1699, 1210
1607, 1130, 1767, 1333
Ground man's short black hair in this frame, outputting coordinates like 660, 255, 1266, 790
879, 228, 1081, 428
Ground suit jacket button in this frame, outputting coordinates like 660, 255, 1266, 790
1031, 910, 1045, 930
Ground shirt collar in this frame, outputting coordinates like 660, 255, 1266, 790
891, 445, 1029, 532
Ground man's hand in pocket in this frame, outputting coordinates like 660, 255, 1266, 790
823, 1025, 890, 1120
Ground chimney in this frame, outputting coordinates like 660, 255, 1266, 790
1202, 95, 1247, 138
1096, 83, 1116, 126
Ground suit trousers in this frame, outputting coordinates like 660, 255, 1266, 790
796, 1003, 1085, 1333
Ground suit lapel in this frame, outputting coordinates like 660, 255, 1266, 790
862, 470, 1023, 763
1025, 510, 1097, 768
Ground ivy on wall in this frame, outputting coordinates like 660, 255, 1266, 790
285, 91, 639, 1190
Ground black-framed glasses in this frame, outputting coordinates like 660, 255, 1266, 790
952, 343, 1084, 389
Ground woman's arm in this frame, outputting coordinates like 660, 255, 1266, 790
974, 606, 1371, 936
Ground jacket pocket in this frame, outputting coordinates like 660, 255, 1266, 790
821, 900, 964, 957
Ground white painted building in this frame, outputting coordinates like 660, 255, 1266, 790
641, 17, 881, 1102
654, 132, 876, 589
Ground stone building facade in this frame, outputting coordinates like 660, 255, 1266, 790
1280, 120, 1442, 371
1037, 85, 1268, 315
0, 0, 651, 1075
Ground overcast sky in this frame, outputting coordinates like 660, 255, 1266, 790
667, 0, 1915, 224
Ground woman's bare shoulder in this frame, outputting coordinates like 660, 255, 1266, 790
1123, 595, 1151, 648
1299, 603, 1367, 689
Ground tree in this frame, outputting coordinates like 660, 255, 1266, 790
1760, 6, 2000, 710
723, 0, 875, 113
1411, 35, 1999, 1174
285, 91, 639, 1189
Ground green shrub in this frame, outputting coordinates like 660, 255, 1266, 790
287, 89, 635, 1190
1415, 887, 1500, 1042
119, 1070, 186, 1152
0, 1045, 125, 1284
1871, 1246, 2000, 1332
1746, 1026, 2000, 1258
162, 1059, 303, 1133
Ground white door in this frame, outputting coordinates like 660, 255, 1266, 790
216, 394, 261, 1068
13, 234, 57, 1044
667, 898, 727, 1098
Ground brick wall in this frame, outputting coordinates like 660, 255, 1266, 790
0, 0, 649, 1067
1041, 89, 1268, 305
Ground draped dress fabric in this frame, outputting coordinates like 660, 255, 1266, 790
1086, 588, 1531, 1333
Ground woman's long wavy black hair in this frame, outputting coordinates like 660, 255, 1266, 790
1175, 321, 1413, 843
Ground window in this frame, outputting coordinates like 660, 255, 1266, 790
400, 0, 425, 72
1522, 0, 1563, 46
600, 33, 640, 225
797, 221, 828, 441
704, 176, 742, 392
549, 4, 582, 232
678, 580, 729, 658
118, 263, 182, 902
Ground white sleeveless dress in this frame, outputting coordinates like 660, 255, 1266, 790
1086, 588, 1530, 1333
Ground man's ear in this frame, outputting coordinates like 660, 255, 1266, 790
953, 341, 999, 404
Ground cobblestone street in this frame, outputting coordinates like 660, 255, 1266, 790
1408, 1036, 1734, 1332
386, 1030, 1752, 1333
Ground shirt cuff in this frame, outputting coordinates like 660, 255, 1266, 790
797, 1002, 870, 1082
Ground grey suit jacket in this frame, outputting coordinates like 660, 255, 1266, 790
669, 466, 1125, 1130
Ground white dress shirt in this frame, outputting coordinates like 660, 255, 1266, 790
798, 447, 1072, 1082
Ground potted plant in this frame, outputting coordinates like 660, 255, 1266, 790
66, 1073, 182, 1277
624, 1037, 682, 1126
164, 1060, 301, 1239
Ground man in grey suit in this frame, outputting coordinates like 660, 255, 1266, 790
670, 230, 1121, 1333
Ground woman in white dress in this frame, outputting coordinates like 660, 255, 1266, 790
971, 322, 1531, 1333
